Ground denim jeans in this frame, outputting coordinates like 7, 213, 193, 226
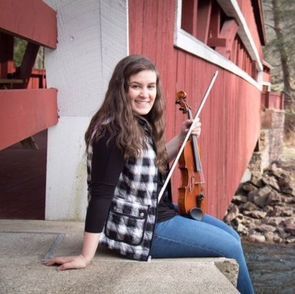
150, 215, 254, 294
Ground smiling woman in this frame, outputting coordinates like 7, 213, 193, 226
43, 55, 254, 294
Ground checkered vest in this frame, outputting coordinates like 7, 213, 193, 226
99, 133, 159, 261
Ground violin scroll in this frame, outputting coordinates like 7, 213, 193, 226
176, 91, 191, 115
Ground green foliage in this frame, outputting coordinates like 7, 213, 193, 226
13, 37, 45, 69
13, 38, 27, 67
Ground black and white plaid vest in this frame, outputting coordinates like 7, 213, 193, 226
97, 119, 159, 261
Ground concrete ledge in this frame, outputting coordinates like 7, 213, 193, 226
0, 220, 239, 294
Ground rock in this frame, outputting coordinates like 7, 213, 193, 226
258, 185, 273, 196
276, 227, 290, 239
268, 163, 285, 178
261, 174, 280, 190
284, 223, 295, 236
263, 205, 274, 215
236, 223, 248, 235
252, 194, 270, 208
277, 173, 294, 194
271, 206, 293, 217
283, 194, 295, 204
224, 203, 239, 223
273, 234, 283, 243
240, 202, 259, 212
232, 194, 248, 205
241, 182, 258, 193
264, 231, 275, 242
264, 217, 284, 226
250, 171, 263, 186
281, 218, 294, 226
255, 224, 276, 233
243, 210, 267, 219
248, 186, 272, 207
265, 191, 282, 205
248, 233, 266, 243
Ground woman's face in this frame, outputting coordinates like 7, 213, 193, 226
127, 70, 157, 116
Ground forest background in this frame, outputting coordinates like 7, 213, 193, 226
263, 0, 295, 145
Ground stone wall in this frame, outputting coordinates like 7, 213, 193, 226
224, 107, 295, 244
261, 109, 285, 163
224, 162, 295, 244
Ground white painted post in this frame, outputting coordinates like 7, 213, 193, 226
44, 0, 128, 220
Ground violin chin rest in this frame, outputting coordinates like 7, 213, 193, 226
190, 207, 203, 221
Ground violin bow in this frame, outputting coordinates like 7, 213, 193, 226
158, 70, 219, 203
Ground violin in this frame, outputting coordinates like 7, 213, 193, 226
176, 91, 207, 220
156, 71, 218, 218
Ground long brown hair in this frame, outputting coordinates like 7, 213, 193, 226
85, 55, 168, 173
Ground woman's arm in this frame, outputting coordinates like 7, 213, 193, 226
43, 232, 100, 271
166, 133, 185, 162
166, 118, 201, 162
44, 132, 124, 271
81, 232, 101, 264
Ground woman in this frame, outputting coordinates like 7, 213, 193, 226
44, 55, 254, 294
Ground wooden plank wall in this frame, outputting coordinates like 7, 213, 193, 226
0, 89, 58, 151
0, 0, 57, 48
129, 0, 262, 218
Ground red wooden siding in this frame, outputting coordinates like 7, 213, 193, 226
0, 89, 58, 151
0, 0, 58, 150
0, 0, 57, 49
129, 0, 262, 218
261, 92, 284, 110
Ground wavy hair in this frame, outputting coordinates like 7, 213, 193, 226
85, 55, 168, 173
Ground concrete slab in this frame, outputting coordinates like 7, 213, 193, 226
0, 220, 239, 294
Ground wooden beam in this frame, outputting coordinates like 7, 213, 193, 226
0, 32, 14, 78
207, 2, 224, 48
196, 0, 212, 43
181, 0, 198, 36
251, 0, 266, 45
0, 0, 57, 49
0, 32, 14, 62
14, 42, 40, 88
215, 19, 239, 58
0, 88, 58, 150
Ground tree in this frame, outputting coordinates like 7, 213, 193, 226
14, 37, 45, 69
263, 0, 295, 97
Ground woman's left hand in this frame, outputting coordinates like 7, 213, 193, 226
166, 117, 202, 162
180, 117, 201, 139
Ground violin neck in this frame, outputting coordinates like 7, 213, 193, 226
188, 109, 203, 174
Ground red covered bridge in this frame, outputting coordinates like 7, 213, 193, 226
0, 0, 278, 221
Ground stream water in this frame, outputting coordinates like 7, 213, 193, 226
243, 241, 295, 294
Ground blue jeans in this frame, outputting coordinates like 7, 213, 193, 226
150, 215, 254, 294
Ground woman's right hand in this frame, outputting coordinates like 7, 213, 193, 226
42, 254, 90, 271
43, 232, 100, 271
